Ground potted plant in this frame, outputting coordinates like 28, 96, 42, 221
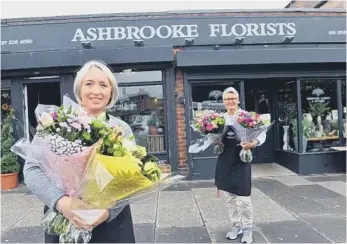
0, 109, 21, 190
147, 119, 158, 135
291, 117, 313, 153
307, 101, 330, 137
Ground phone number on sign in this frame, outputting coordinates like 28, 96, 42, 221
329, 30, 347, 35
1, 39, 33, 45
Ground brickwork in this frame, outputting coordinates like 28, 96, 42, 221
175, 68, 188, 173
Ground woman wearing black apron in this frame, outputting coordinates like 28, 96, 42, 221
215, 87, 266, 244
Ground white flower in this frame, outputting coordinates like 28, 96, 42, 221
40, 113, 54, 128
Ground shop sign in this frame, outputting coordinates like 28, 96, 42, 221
1, 16, 345, 53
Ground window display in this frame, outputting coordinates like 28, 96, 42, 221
276, 80, 298, 151
299, 79, 341, 152
108, 85, 165, 153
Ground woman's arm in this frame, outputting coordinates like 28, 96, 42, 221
23, 160, 66, 211
254, 131, 266, 147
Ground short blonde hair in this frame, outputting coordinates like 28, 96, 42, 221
73, 60, 118, 109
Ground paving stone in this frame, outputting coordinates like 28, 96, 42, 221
257, 220, 330, 243
254, 179, 342, 203
192, 188, 229, 222
12, 207, 43, 227
250, 188, 274, 202
1, 208, 36, 231
274, 196, 338, 217
314, 181, 346, 196
157, 191, 203, 227
134, 223, 155, 243
4, 194, 43, 211
131, 203, 157, 224
290, 184, 342, 200
252, 198, 296, 223
300, 214, 346, 243
163, 181, 191, 191
1, 226, 43, 243
251, 163, 297, 178
0, 184, 30, 195
272, 175, 315, 186
313, 196, 346, 217
304, 174, 346, 183
206, 221, 269, 243
1, 193, 25, 206
155, 226, 211, 243
191, 180, 215, 189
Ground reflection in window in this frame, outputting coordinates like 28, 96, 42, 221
108, 85, 165, 153
300, 79, 340, 153
114, 70, 162, 83
191, 84, 241, 119
276, 80, 297, 151
1, 90, 11, 122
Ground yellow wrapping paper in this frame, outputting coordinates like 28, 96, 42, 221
74, 147, 154, 210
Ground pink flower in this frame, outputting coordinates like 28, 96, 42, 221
50, 112, 58, 121
206, 124, 214, 131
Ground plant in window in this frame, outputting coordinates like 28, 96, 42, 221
307, 101, 330, 119
291, 117, 313, 153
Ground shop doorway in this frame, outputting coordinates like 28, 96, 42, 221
244, 80, 276, 164
187, 81, 243, 179
23, 82, 61, 140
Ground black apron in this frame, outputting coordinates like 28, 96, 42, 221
43, 205, 135, 243
214, 126, 252, 197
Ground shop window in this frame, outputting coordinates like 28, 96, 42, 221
114, 70, 162, 83
276, 79, 298, 152
108, 85, 165, 153
342, 79, 346, 145
1, 89, 12, 122
299, 79, 341, 153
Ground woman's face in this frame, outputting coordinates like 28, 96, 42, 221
223, 92, 239, 112
80, 67, 112, 116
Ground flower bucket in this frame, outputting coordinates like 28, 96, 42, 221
0, 172, 19, 190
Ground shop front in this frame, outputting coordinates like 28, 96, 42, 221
1, 9, 346, 180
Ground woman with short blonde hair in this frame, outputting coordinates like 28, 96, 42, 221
24, 60, 136, 243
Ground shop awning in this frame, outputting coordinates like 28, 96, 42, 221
1, 46, 174, 70
176, 45, 346, 67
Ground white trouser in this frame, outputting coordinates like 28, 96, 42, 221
223, 191, 253, 229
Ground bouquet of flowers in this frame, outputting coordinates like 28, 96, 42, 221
188, 111, 225, 154
11, 96, 185, 243
230, 110, 274, 163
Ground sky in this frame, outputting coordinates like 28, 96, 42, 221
1, 0, 292, 19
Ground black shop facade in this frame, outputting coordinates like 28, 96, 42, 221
1, 9, 346, 180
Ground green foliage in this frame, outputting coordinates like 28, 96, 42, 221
1, 109, 20, 174
291, 117, 313, 138
308, 101, 330, 118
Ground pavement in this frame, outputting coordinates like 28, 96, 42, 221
1, 163, 346, 243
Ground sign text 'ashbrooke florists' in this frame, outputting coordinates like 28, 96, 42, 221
71, 22, 297, 42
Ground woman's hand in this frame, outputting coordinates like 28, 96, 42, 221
56, 196, 109, 230
73, 209, 110, 231
240, 140, 258, 150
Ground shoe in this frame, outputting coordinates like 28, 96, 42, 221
225, 224, 242, 240
241, 228, 253, 244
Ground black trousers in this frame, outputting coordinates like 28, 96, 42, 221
43, 205, 135, 243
